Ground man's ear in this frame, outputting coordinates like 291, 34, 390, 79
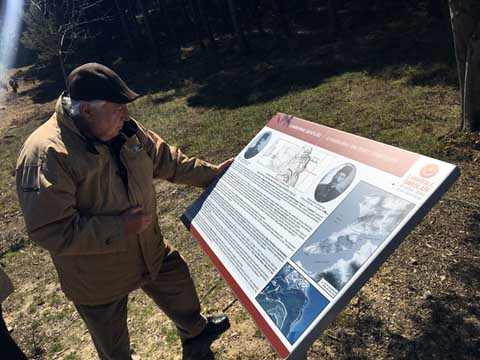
79, 102, 90, 119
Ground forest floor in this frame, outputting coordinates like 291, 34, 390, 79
0, 14, 479, 360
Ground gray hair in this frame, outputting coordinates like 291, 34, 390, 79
62, 95, 106, 118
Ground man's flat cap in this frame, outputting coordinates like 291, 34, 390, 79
67, 63, 140, 103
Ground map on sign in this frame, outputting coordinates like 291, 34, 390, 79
182, 113, 459, 359
256, 263, 329, 344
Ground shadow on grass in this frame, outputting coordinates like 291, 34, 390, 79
23, 12, 457, 111
448, 210, 480, 291
181, 16, 456, 109
19, 81, 64, 104
328, 293, 479, 359
387, 294, 480, 359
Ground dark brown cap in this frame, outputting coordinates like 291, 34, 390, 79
67, 63, 140, 103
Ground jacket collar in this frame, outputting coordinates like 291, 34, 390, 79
55, 93, 138, 155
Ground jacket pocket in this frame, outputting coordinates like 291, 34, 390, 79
17, 163, 41, 192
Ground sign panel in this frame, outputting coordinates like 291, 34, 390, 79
181, 113, 459, 359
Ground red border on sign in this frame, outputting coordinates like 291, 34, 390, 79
266, 113, 420, 177
191, 225, 291, 359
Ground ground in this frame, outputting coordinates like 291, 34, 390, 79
0, 16, 479, 360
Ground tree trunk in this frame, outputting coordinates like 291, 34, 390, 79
449, 0, 480, 131
182, 0, 205, 51
217, 0, 233, 34
327, 0, 337, 36
58, 54, 68, 88
123, 0, 143, 44
114, 0, 136, 51
272, 0, 295, 40
137, 0, 160, 62
159, 0, 181, 60
58, 26, 69, 88
252, 0, 266, 35
226, 0, 249, 52
305, 0, 314, 11
194, 0, 217, 50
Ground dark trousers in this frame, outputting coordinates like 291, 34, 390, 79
74, 246, 207, 360
0, 305, 28, 360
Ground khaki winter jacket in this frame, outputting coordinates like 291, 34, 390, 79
16, 96, 220, 305
0, 267, 14, 304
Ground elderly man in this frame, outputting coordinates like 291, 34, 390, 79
16, 63, 231, 360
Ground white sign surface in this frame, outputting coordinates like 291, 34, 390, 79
181, 113, 459, 359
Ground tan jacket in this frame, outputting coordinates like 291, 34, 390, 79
0, 267, 14, 304
16, 96, 220, 305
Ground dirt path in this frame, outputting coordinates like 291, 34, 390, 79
0, 83, 55, 136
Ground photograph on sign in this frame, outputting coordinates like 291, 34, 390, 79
293, 181, 415, 292
244, 131, 272, 159
181, 113, 459, 359
313, 163, 356, 203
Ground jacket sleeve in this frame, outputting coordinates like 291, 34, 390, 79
16, 148, 127, 256
136, 121, 221, 188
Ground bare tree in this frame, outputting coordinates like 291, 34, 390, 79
327, 0, 338, 36
113, 0, 135, 52
192, 0, 217, 50
137, 0, 160, 62
449, 0, 480, 131
271, 0, 296, 41
181, 0, 206, 51
226, 0, 249, 52
158, 0, 181, 60
22, 0, 111, 86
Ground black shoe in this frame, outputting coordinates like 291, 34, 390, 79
182, 316, 230, 360
200, 316, 230, 339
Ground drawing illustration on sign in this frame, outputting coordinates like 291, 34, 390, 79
256, 263, 329, 344
258, 139, 333, 191
294, 181, 414, 290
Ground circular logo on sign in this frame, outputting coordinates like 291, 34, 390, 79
420, 164, 439, 178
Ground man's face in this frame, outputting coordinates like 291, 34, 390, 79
332, 171, 347, 185
256, 137, 267, 149
81, 101, 129, 141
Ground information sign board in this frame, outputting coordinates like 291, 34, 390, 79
181, 113, 460, 359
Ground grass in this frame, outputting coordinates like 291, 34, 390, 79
129, 66, 459, 165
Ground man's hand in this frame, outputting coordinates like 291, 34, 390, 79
121, 206, 152, 235
218, 158, 234, 174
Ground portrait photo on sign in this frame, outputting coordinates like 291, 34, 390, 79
244, 131, 272, 159
314, 163, 356, 203
294, 181, 414, 291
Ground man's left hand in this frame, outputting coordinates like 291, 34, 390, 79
218, 158, 234, 174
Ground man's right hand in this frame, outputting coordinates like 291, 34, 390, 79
121, 206, 152, 235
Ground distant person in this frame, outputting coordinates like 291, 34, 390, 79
244, 131, 272, 159
1, 267, 28, 359
16, 63, 231, 360
9, 78, 18, 93
314, 164, 355, 203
